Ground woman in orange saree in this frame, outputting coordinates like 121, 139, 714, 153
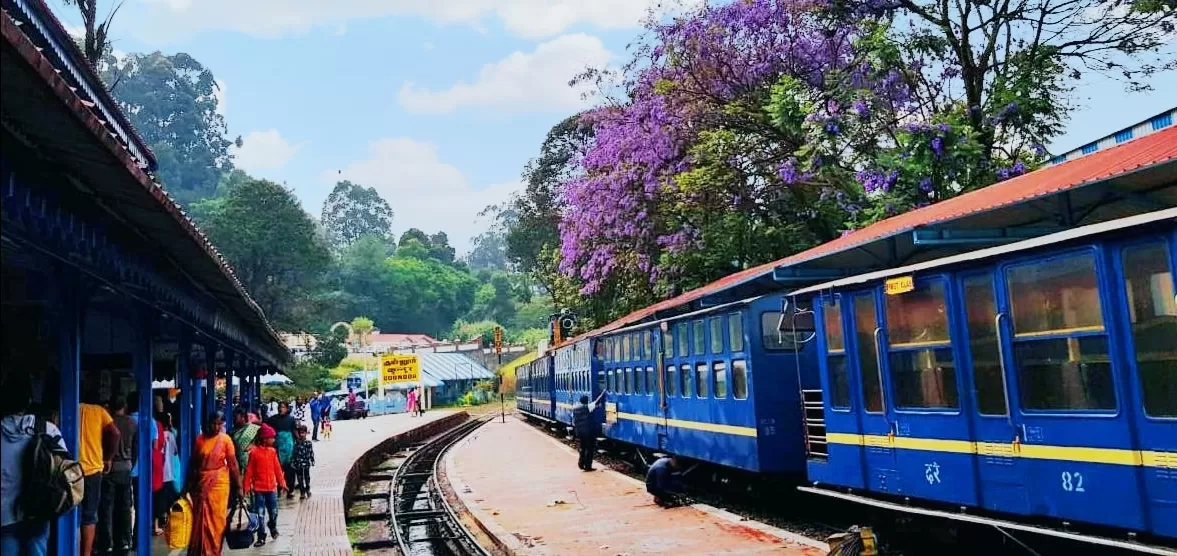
186, 412, 242, 555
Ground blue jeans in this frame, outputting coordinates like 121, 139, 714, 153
252, 492, 279, 541
0, 520, 49, 556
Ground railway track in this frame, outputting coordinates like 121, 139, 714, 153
390, 416, 491, 556
348, 415, 494, 555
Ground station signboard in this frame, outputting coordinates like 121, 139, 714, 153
381, 354, 421, 383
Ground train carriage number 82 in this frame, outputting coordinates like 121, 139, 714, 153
1061, 471, 1086, 493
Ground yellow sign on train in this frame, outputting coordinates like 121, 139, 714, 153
380, 354, 420, 383
885, 275, 914, 295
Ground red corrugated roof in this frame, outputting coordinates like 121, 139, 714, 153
369, 334, 439, 346
568, 125, 1177, 343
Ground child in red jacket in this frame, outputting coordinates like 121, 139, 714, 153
244, 424, 287, 546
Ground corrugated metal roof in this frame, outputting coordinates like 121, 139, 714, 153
566, 125, 1177, 344
412, 352, 495, 381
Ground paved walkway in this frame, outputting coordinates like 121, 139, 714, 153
445, 417, 828, 555
154, 410, 453, 555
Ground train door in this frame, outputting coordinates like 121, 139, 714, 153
996, 248, 1146, 530
849, 290, 901, 493
879, 275, 977, 504
654, 327, 669, 451
959, 270, 1031, 515
1114, 236, 1177, 538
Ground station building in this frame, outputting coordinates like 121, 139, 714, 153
2, 1, 288, 553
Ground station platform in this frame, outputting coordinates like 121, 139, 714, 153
445, 417, 828, 555
154, 409, 453, 555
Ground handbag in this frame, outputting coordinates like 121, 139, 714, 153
165, 496, 192, 550
226, 497, 260, 534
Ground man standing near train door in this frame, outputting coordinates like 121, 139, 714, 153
572, 391, 605, 471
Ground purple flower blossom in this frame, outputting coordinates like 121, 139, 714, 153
918, 177, 933, 192
825, 120, 841, 135
930, 137, 944, 157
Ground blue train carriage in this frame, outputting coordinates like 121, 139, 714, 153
598, 295, 820, 474
793, 208, 1177, 545
515, 356, 533, 416
552, 338, 603, 428
526, 356, 556, 421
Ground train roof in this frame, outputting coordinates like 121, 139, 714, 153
788, 207, 1177, 296
564, 125, 1177, 345
601, 296, 765, 337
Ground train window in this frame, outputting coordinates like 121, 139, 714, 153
636, 365, 645, 395
598, 369, 606, 394
678, 323, 689, 358
1008, 252, 1104, 336
622, 336, 630, 361
1123, 242, 1177, 417
854, 294, 884, 413
963, 274, 1007, 415
710, 317, 724, 354
646, 366, 655, 395
886, 280, 959, 409
627, 367, 635, 394
695, 363, 709, 398
667, 364, 678, 396
713, 361, 728, 398
607, 369, 614, 392
731, 359, 748, 399
644, 331, 653, 360
693, 320, 706, 355
666, 328, 675, 359
1007, 253, 1115, 411
729, 313, 744, 352
612, 338, 620, 362
762, 310, 815, 351
823, 298, 851, 409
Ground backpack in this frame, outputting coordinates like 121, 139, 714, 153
19, 417, 85, 520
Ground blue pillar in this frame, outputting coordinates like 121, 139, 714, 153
225, 349, 236, 431
55, 271, 81, 556
133, 309, 155, 556
177, 329, 192, 479
204, 343, 217, 419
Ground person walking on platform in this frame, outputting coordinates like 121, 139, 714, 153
79, 388, 120, 556
291, 425, 315, 499
230, 409, 259, 483
406, 388, 418, 417
646, 456, 685, 508
309, 392, 324, 441
98, 397, 136, 554
243, 424, 285, 547
264, 402, 296, 500
1, 374, 70, 556
572, 391, 605, 471
186, 411, 241, 556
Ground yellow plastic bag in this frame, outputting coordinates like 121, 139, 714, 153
166, 496, 193, 550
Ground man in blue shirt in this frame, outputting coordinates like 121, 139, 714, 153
309, 391, 323, 441
645, 456, 685, 508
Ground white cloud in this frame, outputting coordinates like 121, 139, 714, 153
233, 130, 302, 174
325, 138, 520, 253
213, 78, 227, 118
127, 0, 681, 42
423, 42, 435, 50
398, 33, 611, 114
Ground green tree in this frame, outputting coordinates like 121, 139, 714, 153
193, 178, 332, 330
62, 0, 117, 66
396, 237, 431, 260
379, 255, 478, 336
101, 52, 236, 205
310, 328, 348, 369
320, 180, 395, 252
427, 232, 456, 264
350, 316, 375, 346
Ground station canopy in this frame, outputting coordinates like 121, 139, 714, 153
569, 125, 1177, 342
383, 352, 494, 391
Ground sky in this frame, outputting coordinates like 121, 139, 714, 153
50, 0, 1175, 254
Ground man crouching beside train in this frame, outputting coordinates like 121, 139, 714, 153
646, 456, 686, 508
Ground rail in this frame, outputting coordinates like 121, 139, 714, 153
391, 417, 492, 556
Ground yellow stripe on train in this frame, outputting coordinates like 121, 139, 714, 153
825, 433, 1175, 468
615, 412, 758, 437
